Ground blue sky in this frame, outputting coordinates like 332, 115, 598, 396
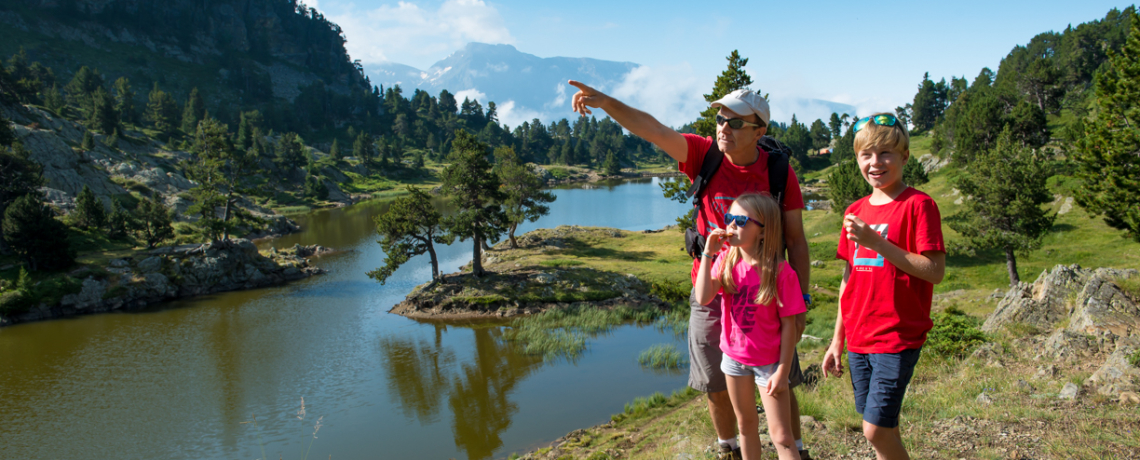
313, 0, 1133, 126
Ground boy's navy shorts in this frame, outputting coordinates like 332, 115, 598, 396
848, 348, 922, 428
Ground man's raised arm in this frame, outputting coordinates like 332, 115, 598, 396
569, 80, 688, 163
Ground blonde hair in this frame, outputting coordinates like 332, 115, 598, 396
853, 112, 910, 155
718, 193, 784, 306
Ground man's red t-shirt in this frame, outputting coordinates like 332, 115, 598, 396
835, 187, 945, 353
679, 134, 805, 282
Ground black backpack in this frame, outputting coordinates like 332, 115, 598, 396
683, 136, 791, 259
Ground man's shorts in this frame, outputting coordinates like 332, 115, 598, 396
848, 348, 922, 428
688, 288, 805, 393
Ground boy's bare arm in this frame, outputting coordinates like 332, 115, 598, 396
843, 214, 946, 284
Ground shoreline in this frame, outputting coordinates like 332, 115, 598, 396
0, 239, 330, 328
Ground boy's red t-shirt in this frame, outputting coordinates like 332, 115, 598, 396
835, 187, 945, 353
679, 134, 805, 283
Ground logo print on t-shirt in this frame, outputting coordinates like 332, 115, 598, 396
729, 283, 759, 339
853, 223, 889, 268
707, 195, 736, 231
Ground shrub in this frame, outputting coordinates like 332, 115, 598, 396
926, 305, 988, 359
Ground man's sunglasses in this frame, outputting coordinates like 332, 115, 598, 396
723, 213, 764, 228
715, 114, 762, 130
853, 114, 902, 133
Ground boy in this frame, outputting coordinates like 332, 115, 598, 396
821, 113, 945, 460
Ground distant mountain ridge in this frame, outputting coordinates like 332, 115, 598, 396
367, 43, 638, 122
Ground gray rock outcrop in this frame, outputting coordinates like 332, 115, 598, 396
983, 264, 1137, 334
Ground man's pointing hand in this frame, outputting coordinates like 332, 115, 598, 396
569, 80, 607, 116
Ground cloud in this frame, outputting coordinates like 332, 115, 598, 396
331, 0, 514, 67
453, 88, 488, 104
545, 83, 567, 110
496, 100, 545, 131
610, 64, 707, 130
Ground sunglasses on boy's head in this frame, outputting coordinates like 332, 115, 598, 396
723, 213, 764, 228
715, 114, 763, 130
853, 114, 902, 133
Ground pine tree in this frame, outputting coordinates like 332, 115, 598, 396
44, 83, 65, 114
112, 77, 136, 124
65, 66, 104, 113
695, 50, 755, 137
181, 87, 204, 134
304, 175, 329, 201
135, 196, 173, 248
827, 159, 872, 211
831, 122, 857, 163
72, 184, 106, 229
329, 138, 341, 160
105, 197, 136, 240
809, 118, 831, 151
188, 117, 260, 241
146, 83, 177, 136
367, 186, 454, 283
353, 132, 371, 164
87, 86, 118, 134
81, 130, 95, 151
441, 131, 507, 277
2, 194, 74, 271
1075, 10, 1140, 241
949, 129, 1055, 284
0, 137, 44, 253
902, 156, 929, 187
602, 150, 621, 176
828, 112, 843, 139
275, 132, 306, 169
495, 146, 556, 248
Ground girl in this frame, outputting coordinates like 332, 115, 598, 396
694, 193, 806, 460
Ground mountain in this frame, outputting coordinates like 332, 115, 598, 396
367, 43, 638, 124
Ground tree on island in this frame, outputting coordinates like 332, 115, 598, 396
441, 131, 507, 277
368, 186, 454, 284
494, 146, 555, 249
1074, 11, 1140, 242
3, 194, 74, 271
948, 129, 1055, 284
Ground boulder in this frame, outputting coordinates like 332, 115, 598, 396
59, 277, 108, 310
983, 264, 1137, 334
1059, 382, 1080, 400
1086, 339, 1140, 396
1067, 271, 1140, 338
137, 256, 163, 273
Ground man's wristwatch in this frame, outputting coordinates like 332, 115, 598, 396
803, 294, 812, 306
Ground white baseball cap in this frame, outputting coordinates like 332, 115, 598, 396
710, 89, 770, 127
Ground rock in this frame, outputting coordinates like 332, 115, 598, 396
1034, 364, 1058, 380
810, 260, 824, 268
1016, 379, 1035, 392
531, 273, 556, 284
1043, 329, 1099, 359
982, 264, 1138, 334
1059, 382, 1080, 400
918, 153, 949, 173
1120, 392, 1140, 405
1066, 270, 1140, 338
1086, 339, 1140, 396
137, 256, 162, 273
976, 392, 994, 405
1058, 196, 1074, 214
59, 277, 108, 310
109, 258, 129, 268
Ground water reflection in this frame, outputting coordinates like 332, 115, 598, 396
449, 328, 545, 459
379, 324, 456, 425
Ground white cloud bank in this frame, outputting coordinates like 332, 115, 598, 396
611, 64, 707, 130
331, 0, 514, 67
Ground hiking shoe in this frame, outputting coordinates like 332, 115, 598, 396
799, 448, 814, 460
717, 442, 742, 460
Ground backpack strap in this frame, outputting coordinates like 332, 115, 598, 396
685, 141, 724, 204
758, 135, 790, 207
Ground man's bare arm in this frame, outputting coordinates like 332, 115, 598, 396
783, 208, 810, 339
569, 80, 687, 162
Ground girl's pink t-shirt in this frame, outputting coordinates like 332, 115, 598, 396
710, 258, 806, 367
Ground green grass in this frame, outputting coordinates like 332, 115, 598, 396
637, 344, 686, 369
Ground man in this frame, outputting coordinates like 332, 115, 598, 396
569, 81, 813, 459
